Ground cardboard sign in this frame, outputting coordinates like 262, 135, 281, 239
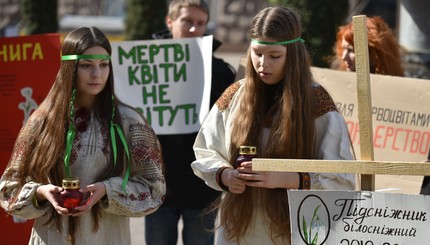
312, 67, 430, 163
111, 36, 213, 135
288, 190, 430, 245
312, 67, 430, 193
0, 33, 61, 245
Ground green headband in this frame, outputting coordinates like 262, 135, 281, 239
251, 37, 305, 45
62, 54, 111, 60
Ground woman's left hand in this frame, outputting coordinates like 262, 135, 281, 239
72, 182, 107, 216
237, 162, 300, 189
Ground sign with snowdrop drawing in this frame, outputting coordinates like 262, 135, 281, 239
111, 36, 213, 134
288, 190, 430, 245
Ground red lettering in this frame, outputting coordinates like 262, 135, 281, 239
374, 125, 384, 148
344, 120, 428, 157
403, 129, 413, 152
419, 132, 430, 154
383, 127, 395, 149
346, 120, 359, 144
393, 128, 403, 151
410, 131, 421, 153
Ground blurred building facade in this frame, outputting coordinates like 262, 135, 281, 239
1, 0, 429, 78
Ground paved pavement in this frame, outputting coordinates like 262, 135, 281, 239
130, 217, 184, 245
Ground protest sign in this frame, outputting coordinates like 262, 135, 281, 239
312, 67, 430, 163
0, 33, 61, 244
311, 67, 430, 193
111, 36, 213, 134
288, 190, 430, 245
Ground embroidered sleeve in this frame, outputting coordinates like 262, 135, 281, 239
102, 108, 165, 217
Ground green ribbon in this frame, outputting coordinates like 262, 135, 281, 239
62, 54, 111, 60
111, 123, 131, 193
110, 95, 131, 193
251, 37, 305, 45
64, 88, 76, 178
64, 92, 130, 194
64, 125, 76, 178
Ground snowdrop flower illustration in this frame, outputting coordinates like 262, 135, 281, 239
302, 204, 326, 245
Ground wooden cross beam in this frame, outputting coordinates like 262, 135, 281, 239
252, 15, 401, 191
353, 15, 374, 190
252, 159, 430, 176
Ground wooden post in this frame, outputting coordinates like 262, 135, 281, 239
353, 15, 375, 191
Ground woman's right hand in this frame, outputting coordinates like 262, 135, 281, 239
35, 184, 69, 215
221, 168, 248, 194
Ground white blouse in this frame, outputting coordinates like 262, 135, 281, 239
0, 104, 165, 245
191, 80, 356, 245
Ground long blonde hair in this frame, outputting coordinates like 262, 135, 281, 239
217, 7, 316, 244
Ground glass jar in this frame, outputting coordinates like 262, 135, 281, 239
60, 178, 83, 212
235, 146, 257, 168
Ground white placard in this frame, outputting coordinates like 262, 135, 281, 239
111, 36, 213, 134
289, 190, 430, 245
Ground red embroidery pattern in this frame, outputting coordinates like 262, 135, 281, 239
215, 82, 241, 112
129, 123, 161, 168
119, 191, 151, 201
70, 109, 108, 164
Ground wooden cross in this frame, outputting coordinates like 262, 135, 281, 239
252, 15, 430, 191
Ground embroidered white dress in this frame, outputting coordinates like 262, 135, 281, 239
0, 104, 165, 245
191, 80, 356, 245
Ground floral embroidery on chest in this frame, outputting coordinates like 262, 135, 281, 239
70, 108, 108, 164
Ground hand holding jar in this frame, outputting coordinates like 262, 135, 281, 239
60, 178, 83, 213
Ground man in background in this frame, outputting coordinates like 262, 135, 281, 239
145, 1, 236, 244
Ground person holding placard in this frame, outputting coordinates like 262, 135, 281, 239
332, 16, 404, 76
191, 6, 356, 244
145, 1, 236, 245
0, 27, 165, 245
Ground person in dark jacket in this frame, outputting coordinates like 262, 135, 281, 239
144, 1, 236, 245
420, 148, 430, 195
